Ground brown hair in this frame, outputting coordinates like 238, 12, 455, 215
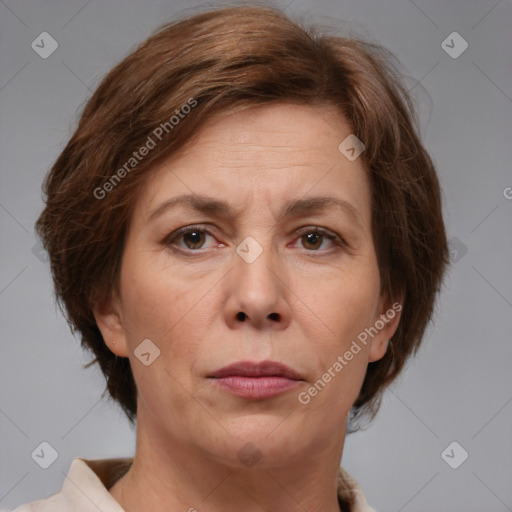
35, 4, 449, 431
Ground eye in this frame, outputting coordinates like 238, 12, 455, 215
292, 227, 343, 252
164, 224, 219, 252
163, 224, 344, 254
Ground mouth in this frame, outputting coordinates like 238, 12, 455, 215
207, 360, 304, 400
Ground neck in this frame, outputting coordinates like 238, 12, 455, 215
109, 409, 348, 512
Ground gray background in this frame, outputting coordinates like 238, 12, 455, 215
1, 0, 511, 511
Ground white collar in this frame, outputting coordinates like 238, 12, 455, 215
13, 457, 375, 512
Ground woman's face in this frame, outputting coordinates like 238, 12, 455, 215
95, 103, 400, 468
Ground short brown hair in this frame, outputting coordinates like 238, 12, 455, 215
35, 4, 449, 430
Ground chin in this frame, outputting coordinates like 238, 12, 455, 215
203, 415, 306, 464
219, 408, 296, 436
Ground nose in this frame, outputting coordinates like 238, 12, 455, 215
223, 240, 292, 331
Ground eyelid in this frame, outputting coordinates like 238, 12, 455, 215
293, 225, 346, 247
163, 224, 218, 248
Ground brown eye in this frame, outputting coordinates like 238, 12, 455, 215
295, 228, 341, 252
301, 232, 323, 250
164, 225, 218, 252
182, 230, 206, 249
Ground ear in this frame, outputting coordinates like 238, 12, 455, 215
92, 290, 130, 358
368, 292, 403, 363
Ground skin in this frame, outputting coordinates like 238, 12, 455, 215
94, 103, 402, 512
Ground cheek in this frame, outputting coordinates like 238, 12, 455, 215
119, 252, 220, 386
292, 260, 380, 411
120, 249, 208, 339
295, 264, 381, 347
118, 259, 212, 423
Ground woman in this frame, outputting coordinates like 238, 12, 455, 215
10, 4, 448, 511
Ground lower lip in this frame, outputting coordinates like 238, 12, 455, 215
210, 376, 302, 399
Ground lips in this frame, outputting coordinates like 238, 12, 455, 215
208, 360, 304, 400
208, 360, 303, 380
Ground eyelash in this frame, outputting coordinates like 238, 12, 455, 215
163, 224, 345, 255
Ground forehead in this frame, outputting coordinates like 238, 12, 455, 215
134, 103, 371, 224
177, 103, 354, 165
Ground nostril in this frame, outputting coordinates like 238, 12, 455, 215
235, 312, 280, 322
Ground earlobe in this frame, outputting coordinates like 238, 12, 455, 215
92, 291, 130, 358
368, 298, 403, 363
368, 338, 391, 363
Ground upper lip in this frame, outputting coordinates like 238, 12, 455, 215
208, 360, 303, 380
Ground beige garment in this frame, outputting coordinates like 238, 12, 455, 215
3, 457, 376, 512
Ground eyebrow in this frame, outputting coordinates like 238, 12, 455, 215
147, 193, 363, 227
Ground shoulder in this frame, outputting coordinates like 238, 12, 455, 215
337, 466, 377, 512
1, 458, 129, 512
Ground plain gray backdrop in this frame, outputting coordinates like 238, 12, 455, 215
1, 1, 511, 511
